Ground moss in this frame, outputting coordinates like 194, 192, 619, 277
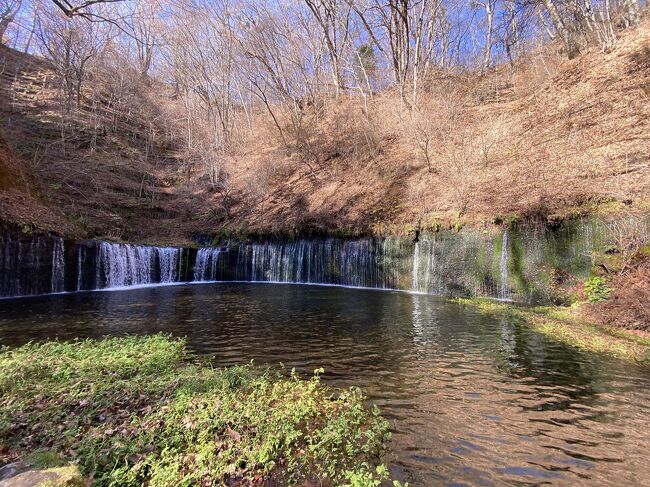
40, 466, 85, 487
491, 213, 520, 227
508, 231, 530, 296
491, 232, 504, 287
0, 335, 392, 486
420, 213, 443, 233
454, 298, 650, 364
23, 451, 67, 470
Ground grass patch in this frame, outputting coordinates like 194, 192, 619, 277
0, 335, 394, 486
454, 298, 650, 365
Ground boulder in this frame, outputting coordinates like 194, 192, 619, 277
0, 466, 83, 487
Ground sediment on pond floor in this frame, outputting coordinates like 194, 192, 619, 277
455, 298, 650, 365
0, 335, 392, 486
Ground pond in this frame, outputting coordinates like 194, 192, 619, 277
1, 283, 648, 485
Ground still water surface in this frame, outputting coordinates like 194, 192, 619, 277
1, 283, 649, 486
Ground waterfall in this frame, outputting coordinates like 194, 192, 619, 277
4, 216, 643, 301
95, 241, 183, 289
0, 233, 64, 297
160, 247, 182, 283
76, 246, 84, 291
194, 247, 221, 281
51, 237, 65, 293
499, 230, 510, 299
234, 239, 402, 289
410, 236, 439, 294
412, 241, 420, 291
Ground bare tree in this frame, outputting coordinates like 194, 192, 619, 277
0, 0, 21, 43
348, 0, 447, 107
162, 0, 239, 182
619, 0, 641, 28
238, 1, 319, 152
303, 0, 352, 98
473, 0, 496, 69
539, 0, 581, 58
35, 2, 110, 109
129, 1, 161, 79
49, 0, 124, 19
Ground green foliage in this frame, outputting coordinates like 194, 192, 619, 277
584, 276, 612, 302
0, 335, 391, 486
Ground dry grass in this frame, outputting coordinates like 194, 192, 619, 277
587, 257, 650, 331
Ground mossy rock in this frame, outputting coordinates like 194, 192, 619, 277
593, 252, 624, 274
0, 466, 83, 487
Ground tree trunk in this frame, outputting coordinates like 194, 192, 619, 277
483, 1, 494, 69
542, 0, 580, 59
0, 10, 17, 43
620, 0, 641, 28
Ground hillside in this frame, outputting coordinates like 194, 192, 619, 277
221, 21, 650, 237
0, 21, 649, 243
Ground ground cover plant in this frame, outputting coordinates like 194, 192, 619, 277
0, 334, 392, 486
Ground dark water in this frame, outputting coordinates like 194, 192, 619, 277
1, 283, 649, 486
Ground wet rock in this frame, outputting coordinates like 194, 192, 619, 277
0, 463, 32, 482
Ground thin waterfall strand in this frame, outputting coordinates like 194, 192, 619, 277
51, 237, 65, 293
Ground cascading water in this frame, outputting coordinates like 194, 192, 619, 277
0, 233, 65, 297
95, 241, 183, 288
51, 237, 65, 293
194, 248, 221, 281
2, 216, 646, 301
412, 241, 420, 291
76, 245, 85, 291
212, 239, 405, 289
160, 247, 183, 283
411, 237, 438, 294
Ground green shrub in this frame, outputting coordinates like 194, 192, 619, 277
584, 276, 612, 302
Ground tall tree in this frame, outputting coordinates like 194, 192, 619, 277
303, 0, 351, 98
0, 0, 21, 43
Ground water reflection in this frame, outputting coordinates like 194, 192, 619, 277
0, 283, 648, 486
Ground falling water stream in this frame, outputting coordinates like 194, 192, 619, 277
1, 217, 647, 301
95, 241, 185, 288
412, 240, 420, 291
50, 237, 65, 294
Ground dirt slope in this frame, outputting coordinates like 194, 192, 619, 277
0, 22, 649, 243
217, 22, 650, 236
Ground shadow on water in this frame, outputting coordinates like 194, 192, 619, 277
1, 283, 649, 486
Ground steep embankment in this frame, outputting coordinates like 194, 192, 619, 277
0, 23, 649, 242
0, 127, 73, 235
0, 45, 189, 243
217, 22, 650, 236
